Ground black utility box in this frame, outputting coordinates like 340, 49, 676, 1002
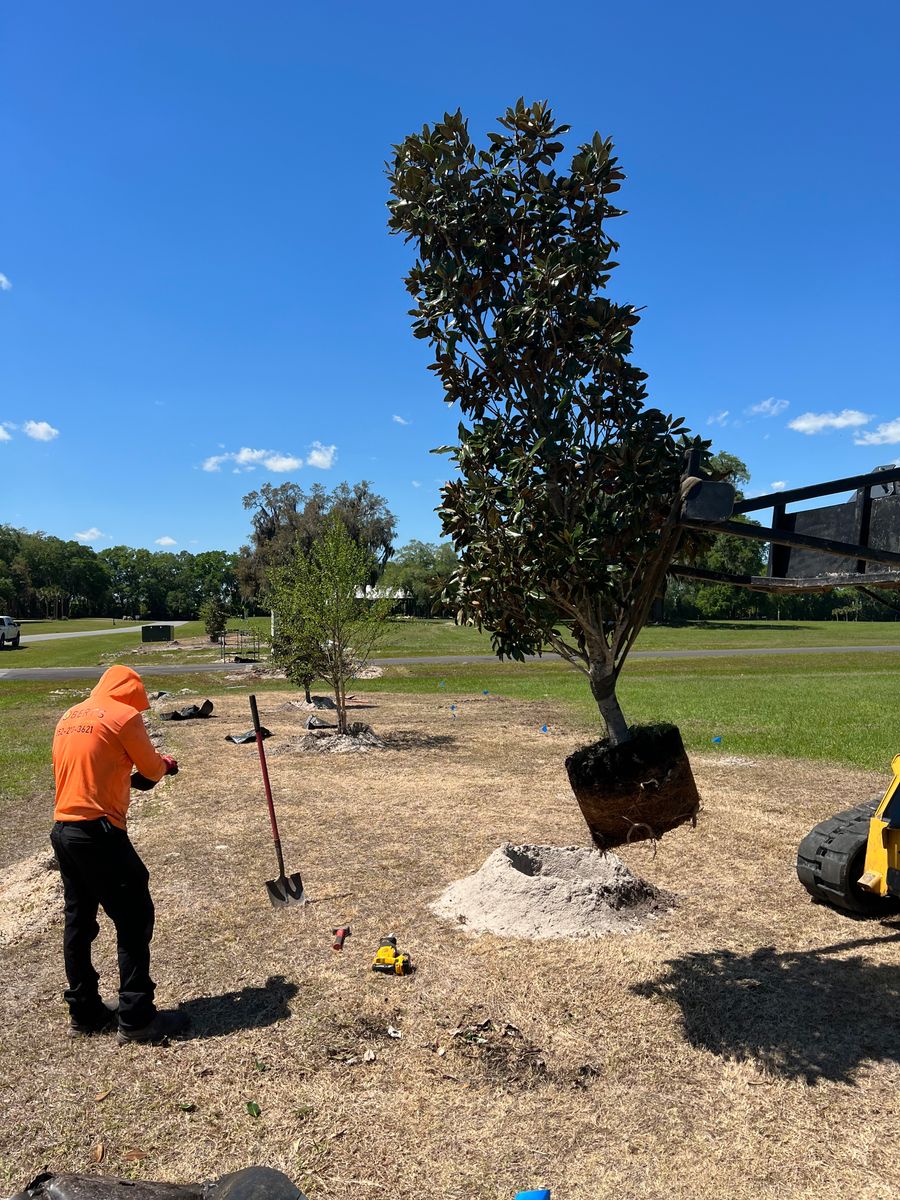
141, 624, 174, 643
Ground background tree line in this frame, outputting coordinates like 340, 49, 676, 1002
0, 478, 459, 622
4, 464, 894, 624
0, 525, 242, 620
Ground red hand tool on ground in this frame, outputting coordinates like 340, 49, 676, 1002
249, 694, 306, 908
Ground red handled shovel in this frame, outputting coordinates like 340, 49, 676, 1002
249, 694, 306, 907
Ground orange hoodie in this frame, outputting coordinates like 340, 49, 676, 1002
53, 665, 168, 829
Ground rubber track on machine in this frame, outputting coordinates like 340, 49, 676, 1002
796, 797, 881, 913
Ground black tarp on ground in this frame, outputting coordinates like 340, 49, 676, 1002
158, 699, 214, 721
6, 1167, 307, 1200
225, 727, 272, 744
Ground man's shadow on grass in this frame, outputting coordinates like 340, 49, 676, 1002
659, 620, 806, 633
632, 931, 900, 1085
180, 974, 298, 1039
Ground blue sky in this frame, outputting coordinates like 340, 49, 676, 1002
1, 2, 898, 553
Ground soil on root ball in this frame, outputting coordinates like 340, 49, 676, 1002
565, 722, 700, 850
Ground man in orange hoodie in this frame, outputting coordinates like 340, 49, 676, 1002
51, 665, 188, 1044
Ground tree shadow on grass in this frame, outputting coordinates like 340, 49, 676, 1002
180, 974, 299, 1039
657, 620, 806, 633
631, 931, 900, 1084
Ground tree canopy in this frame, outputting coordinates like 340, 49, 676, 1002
238, 480, 397, 606
379, 540, 458, 615
0, 525, 240, 620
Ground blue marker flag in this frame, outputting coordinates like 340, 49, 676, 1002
515, 1191, 551, 1200
712, 736, 722, 744
541, 724, 549, 733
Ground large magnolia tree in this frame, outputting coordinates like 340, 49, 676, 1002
388, 101, 707, 745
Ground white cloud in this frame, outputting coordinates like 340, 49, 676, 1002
75, 527, 105, 543
306, 441, 336, 469
411, 480, 422, 488
771, 480, 787, 491
154, 536, 177, 546
0, 274, 11, 291
202, 446, 303, 473
23, 419, 60, 441
0, 427, 10, 443
749, 397, 789, 418
393, 414, 410, 425
788, 409, 872, 435
707, 410, 729, 427
233, 447, 269, 467
264, 454, 303, 472
854, 419, 900, 446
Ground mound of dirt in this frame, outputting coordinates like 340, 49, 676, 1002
275, 723, 386, 755
352, 664, 383, 680
432, 843, 669, 939
0, 851, 62, 948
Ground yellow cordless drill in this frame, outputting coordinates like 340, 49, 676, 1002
371, 934, 413, 976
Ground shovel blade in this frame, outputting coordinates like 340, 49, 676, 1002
266, 873, 306, 907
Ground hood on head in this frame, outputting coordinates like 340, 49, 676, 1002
90, 665, 150, 712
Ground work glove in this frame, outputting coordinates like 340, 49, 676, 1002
160, 754, 179, 776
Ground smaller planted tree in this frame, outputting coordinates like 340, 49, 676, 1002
268, 518, 394, 734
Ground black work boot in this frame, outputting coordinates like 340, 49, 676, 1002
116, 1009, 190, 1046
68, 999, 119, 1038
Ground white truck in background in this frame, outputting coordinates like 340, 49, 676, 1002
0, 615, 21, 648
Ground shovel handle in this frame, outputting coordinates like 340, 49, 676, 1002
249, 694, 286, 879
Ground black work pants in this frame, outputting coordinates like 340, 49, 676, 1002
50, 819, 156, 1029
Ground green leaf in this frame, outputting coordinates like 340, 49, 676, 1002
246, 1101, 261, 1119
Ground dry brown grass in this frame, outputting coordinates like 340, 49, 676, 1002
3, 691, 900, 1200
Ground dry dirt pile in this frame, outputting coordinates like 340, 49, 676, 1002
0, 851, 62, 948
432, 842, 669, 939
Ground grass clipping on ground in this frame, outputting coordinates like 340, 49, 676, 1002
2, 690, 900, 1200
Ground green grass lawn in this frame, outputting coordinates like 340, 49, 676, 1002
634, 618, 900, 650
349, 650, 900, 772
9, 617, 900, 670
2, 631, 146, 667
378, 617, 900, 655
16, 617, 144, 635
376, 616, 900, 657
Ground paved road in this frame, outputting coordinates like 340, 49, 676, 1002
17, 621, 187, 643
2, 642, 900, 682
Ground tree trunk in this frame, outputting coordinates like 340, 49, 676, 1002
589, 664, 631, 746
335, 675, 347, 734
304, 680, 312, 704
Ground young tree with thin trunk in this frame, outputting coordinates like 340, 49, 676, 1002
388, 100, 706, 748
267, 518, 394, 734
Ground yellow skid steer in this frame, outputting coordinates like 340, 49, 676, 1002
797, 755, 900, 914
